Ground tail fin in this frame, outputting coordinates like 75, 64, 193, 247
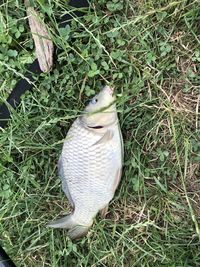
47, 213, 92, 240
68, 224, 91, 239
47, 214, 75, 229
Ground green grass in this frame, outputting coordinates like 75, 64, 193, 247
0, 0, 200, 266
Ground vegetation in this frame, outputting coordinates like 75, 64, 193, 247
0, 0, 200, 266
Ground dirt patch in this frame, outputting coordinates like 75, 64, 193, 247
162, 77, 199, 132
186, 163, 200, 219
170, 88, 199, 116
106, 200, 147, 225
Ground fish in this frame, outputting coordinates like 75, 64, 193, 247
48, 85, 123, 239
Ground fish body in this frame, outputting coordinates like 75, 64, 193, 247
48, 86, 123, 239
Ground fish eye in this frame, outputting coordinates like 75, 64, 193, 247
90, 98, 98, 104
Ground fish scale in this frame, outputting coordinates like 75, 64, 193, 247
61, 118, 121, 223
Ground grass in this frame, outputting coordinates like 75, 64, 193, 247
0, 0, 200, 266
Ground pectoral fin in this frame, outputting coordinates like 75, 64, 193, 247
93, 130, 114, 146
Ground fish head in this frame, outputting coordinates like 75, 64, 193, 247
81, 86, 117, 128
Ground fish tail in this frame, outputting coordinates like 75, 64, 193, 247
68, 224, 91, 240
47, 214, 75, 229
47, 213, 93, 240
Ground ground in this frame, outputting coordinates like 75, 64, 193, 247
0, 0, 200, 266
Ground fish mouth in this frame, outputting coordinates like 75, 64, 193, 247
103, 85, 114, 96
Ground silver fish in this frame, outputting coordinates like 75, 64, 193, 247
48, 86, 123, 239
